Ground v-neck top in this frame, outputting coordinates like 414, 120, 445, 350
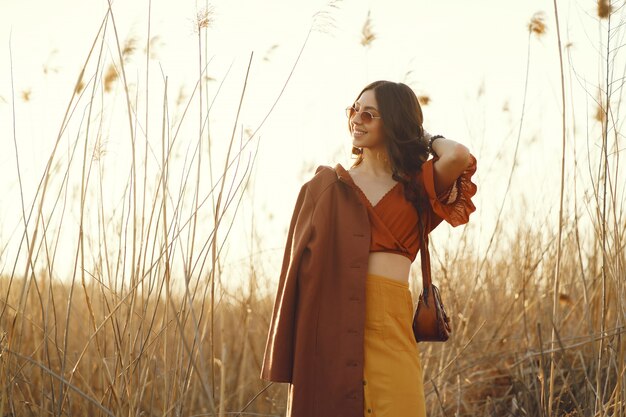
335, 153, 478, 263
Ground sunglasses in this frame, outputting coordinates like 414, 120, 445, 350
345, 105, 381, 124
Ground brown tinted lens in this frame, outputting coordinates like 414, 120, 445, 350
361, 111, 373, 123
347, 106, 377, 123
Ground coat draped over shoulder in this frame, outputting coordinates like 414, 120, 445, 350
260, 154, 477, 417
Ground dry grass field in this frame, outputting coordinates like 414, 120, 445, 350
1, 1, 624, 416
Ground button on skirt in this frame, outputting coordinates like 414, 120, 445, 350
362, 272, 427, 417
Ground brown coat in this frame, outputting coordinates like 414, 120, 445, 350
260, 154, 477, 417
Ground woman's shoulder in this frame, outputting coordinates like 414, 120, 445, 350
314, 164, 335, 177
310, 164, 338, 187
298, 163, 343, 200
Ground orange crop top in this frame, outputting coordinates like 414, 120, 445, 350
336, 153, 477, 263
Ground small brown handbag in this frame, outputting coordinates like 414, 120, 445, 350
412, 208, 452, 342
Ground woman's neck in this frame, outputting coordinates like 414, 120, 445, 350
356, 149, 392, 177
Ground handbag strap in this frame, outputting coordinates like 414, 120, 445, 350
416, 205, 432, 289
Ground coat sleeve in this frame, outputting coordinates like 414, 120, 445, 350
419, 151, 478, 232
260, 180, 315, 383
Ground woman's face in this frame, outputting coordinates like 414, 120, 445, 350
349, 89, 386, 151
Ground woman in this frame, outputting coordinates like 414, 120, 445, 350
260, 80, 477, 417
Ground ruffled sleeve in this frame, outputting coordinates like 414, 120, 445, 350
419, 151, 477, 227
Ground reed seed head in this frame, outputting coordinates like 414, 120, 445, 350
92, 138, 108, 162
74, 69, 85, 95
75, 80, 85, 95
417, 95, 430, 106
176, 86, 186, 108
196, 5, 215, 32
595, 88, 606, 124
595, 103, 605, 124
21, 89, 31, 102
263, 44, 279, 62
597, 0, 612, 19
147, 35, 163, 60
528, 11, 547, 37
104, 64, 118, 92
361, 10, 376, 47
312, 0, 343, 35
122, 37, 138, 57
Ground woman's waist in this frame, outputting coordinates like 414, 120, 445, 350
366, 251, 411, 284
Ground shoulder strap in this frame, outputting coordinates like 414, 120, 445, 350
416, 206, 432, 289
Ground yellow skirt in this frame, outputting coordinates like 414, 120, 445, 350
362, 273, 427, 417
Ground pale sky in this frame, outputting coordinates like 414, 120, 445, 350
0, 0, 616, 295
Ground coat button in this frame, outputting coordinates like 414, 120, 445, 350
363, 379, 367, 385
367, 408, 372, 413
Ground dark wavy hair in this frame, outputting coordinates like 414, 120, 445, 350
347, 80, 430, 212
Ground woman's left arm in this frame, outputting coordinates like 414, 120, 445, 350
430, 137, 472, 197
417, 133, 478, 229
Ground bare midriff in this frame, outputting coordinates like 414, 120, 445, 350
366, 251, 411, 284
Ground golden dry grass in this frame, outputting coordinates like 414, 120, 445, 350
1, 211, 623, 416
1, 273, 275, 416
